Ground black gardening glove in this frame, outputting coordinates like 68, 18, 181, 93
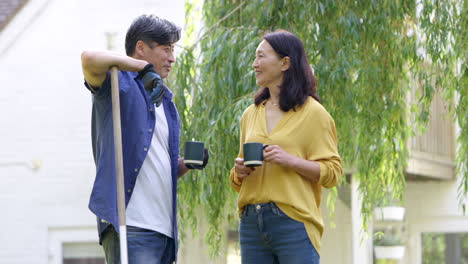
137, 64, 165, 107
186, 148, 209, 170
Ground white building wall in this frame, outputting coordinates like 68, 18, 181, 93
405, 180, 468, 264
321, 190, 353, 264
0, 0, 184, 263
318, 177, 468, 264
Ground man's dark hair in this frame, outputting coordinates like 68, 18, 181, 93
254, 30, 320, 111
125, 15, 181, 56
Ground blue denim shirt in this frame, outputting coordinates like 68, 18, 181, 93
85, 71, 180, 255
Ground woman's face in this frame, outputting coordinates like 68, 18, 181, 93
252, 40, 286, 88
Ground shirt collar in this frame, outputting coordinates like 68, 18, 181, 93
163, 85, 173, 100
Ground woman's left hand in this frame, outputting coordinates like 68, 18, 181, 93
263, 145, 296, 168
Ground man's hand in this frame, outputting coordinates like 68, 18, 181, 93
137, 64, 165, 106
137, 64, 161, 89
186, 148, 209, 170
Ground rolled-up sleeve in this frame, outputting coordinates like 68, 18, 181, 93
229, 112, 247, 192
308, 114, 342, 188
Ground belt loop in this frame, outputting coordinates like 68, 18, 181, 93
242, 206, 248, 217
271, 202, 279, 215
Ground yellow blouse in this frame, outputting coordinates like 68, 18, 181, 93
229, 97, 342, 254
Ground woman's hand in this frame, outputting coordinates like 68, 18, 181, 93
263, 145, 297, 168
234, 158, 255, 181
264, 145, 321, 183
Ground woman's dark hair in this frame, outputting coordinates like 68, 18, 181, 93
125, 15, 181, 56
254, 30, 320, 111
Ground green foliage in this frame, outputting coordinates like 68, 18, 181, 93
376, 260, 400, 264
374, 235, 402, 247
374, 226, 404, 246
417, 0, 468, 213
421, 233, 468, 264
170, 0, 467, 255
421, 233, 446, 264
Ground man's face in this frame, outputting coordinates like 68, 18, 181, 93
143, 42, 175, 79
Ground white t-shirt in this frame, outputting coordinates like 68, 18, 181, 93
126, 102, 173, 238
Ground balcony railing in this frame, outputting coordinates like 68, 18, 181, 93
406, 91, 455, 180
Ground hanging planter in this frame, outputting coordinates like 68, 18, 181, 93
374, 245, 406, 259
373, 206, 405, 221
374, 232, 406, 260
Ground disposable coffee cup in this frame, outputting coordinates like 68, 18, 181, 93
184, 141, 204, 166
243, 142, 264, 167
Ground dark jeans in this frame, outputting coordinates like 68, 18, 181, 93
101, 225, 175, 264
239, 202, 320, 264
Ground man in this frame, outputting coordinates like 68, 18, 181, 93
81, 15, 208, 263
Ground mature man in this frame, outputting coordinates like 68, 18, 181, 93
81, 15, 207, 263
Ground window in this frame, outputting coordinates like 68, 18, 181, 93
227, 229, 241, 264
422, 232, 468, 264
62, 242, 105, 264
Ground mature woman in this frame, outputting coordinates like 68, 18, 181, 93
229, 30, 342, 264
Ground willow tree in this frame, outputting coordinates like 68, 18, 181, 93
169, 0, 467, 254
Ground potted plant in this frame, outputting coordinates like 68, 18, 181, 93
373, 189, 405, 222
373, 206, 405, 221
373, 232, 405, 260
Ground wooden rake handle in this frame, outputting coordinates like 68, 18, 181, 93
110, 66, 128, 264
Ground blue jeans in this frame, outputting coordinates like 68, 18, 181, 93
239, 202, 320, 264
101, 225, 175, 264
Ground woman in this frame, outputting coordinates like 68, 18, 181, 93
229, 30, 342, 264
